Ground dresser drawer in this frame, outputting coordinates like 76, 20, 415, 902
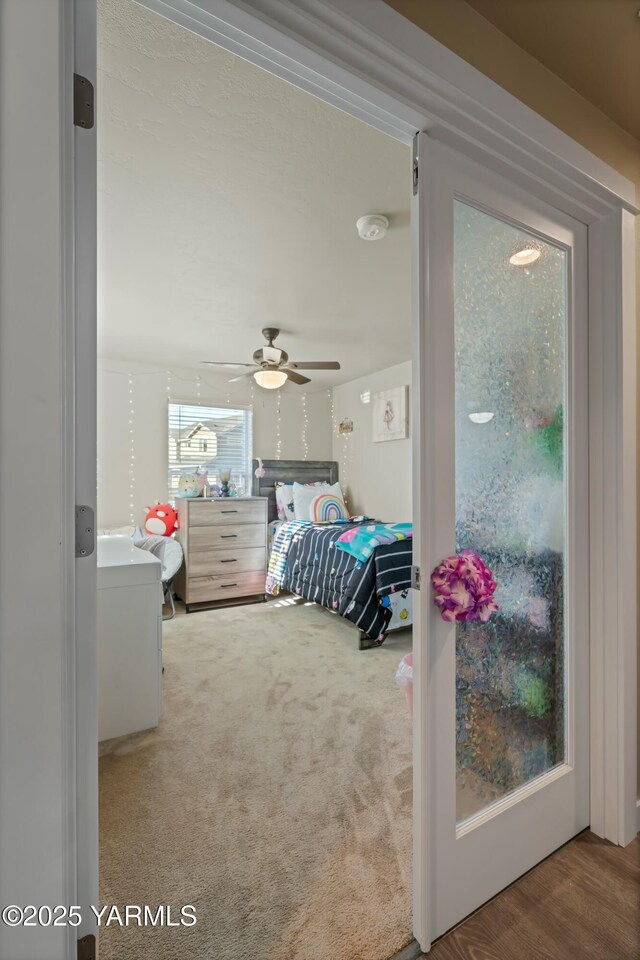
189, 523, 266, 552
188, 499, 265, 526
187, 571, 265, 603
188, 546, 265, 578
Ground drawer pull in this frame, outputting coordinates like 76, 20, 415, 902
221, 534, 237, 538
220, 558, 237, 563
221, 509, 238, 514
221, 583, 238, 588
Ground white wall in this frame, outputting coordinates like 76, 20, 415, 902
98, 360, 333, 528
332, 361, 412, 521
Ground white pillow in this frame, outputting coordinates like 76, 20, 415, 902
293, 481, 345, 521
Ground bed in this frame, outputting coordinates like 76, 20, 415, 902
253, 459, 413, 649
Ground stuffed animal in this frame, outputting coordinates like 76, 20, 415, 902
178, 472, 200, 498
195, 466, 210, 497
144, 502, 179, 537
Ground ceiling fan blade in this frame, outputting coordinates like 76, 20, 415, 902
202, 361, 255, 368
285, 369, 311, 385
285, 361, 341, 370
228, 369, 260, 383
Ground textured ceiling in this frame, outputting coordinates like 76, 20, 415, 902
465, 0, 640, 141
97, 0, 411, 388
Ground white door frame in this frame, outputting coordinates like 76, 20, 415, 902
71, 0, 99, 954
65, 0, 637, 955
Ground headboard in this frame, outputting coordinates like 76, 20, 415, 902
252, 459, 339, 523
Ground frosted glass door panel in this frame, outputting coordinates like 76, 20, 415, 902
454, 201, 567, 824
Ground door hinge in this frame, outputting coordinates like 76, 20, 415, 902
76, 505, 95, 558
411, 564, 421, 590
74, 73, 94, 129
412, 132, 419, 195
77, 934, 96, 960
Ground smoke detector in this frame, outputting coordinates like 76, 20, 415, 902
356, 214, 389, 241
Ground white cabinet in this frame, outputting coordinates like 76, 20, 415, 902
97, 536, 162, 741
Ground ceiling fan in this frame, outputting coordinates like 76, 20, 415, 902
203, 327, 341, 389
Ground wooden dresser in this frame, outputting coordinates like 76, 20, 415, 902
174, 497, 268, 612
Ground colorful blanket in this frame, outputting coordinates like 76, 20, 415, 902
271, 521, 412, 642
264, 520, 412, 642
335, 522, 412, 563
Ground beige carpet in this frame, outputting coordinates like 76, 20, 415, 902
99, 598, 413, 960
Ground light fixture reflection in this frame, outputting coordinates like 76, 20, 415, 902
509, 248, 540, 266
254, 369, 287, 389
468, 412, 494, 424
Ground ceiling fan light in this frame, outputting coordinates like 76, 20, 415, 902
254, 369, 287, 390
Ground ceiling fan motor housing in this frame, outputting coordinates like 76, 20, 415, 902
254, 327, 286, 365
253, 345, 287, 365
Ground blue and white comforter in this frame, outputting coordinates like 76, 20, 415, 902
266, 521, 412, 643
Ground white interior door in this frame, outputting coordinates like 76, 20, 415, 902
414, 134, 590, 941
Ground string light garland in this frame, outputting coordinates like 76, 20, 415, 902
166, 369, 172, 400
128, 373, 136, 525
301, 393, 309, 459
341, 430, 349, 503
328, 388, 336, 436
275, 390, 282, 459
327, 387, 348, 504
196, 374, 201, 401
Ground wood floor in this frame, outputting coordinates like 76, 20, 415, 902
428, 831, 640, 960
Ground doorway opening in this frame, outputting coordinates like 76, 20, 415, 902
95, 1, 415, 957
71, 0, 637, 957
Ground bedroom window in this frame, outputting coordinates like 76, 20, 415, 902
168, 402, 253, 498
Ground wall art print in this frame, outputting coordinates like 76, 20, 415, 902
372, 386, 409, 442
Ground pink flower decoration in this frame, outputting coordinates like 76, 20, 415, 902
431, 550, 499, 623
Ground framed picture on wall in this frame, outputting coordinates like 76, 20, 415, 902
372, 386, 409, 442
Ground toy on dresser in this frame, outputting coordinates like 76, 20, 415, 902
195, 466, 210, 497
178, 472, 200, 498
178, 466, 216, 498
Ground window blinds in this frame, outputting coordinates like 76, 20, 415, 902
168, 402, 253, 498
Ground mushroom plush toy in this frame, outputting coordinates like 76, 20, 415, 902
144, 502, 179, 537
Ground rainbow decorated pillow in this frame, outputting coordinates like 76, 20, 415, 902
309, 492, 349, 523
